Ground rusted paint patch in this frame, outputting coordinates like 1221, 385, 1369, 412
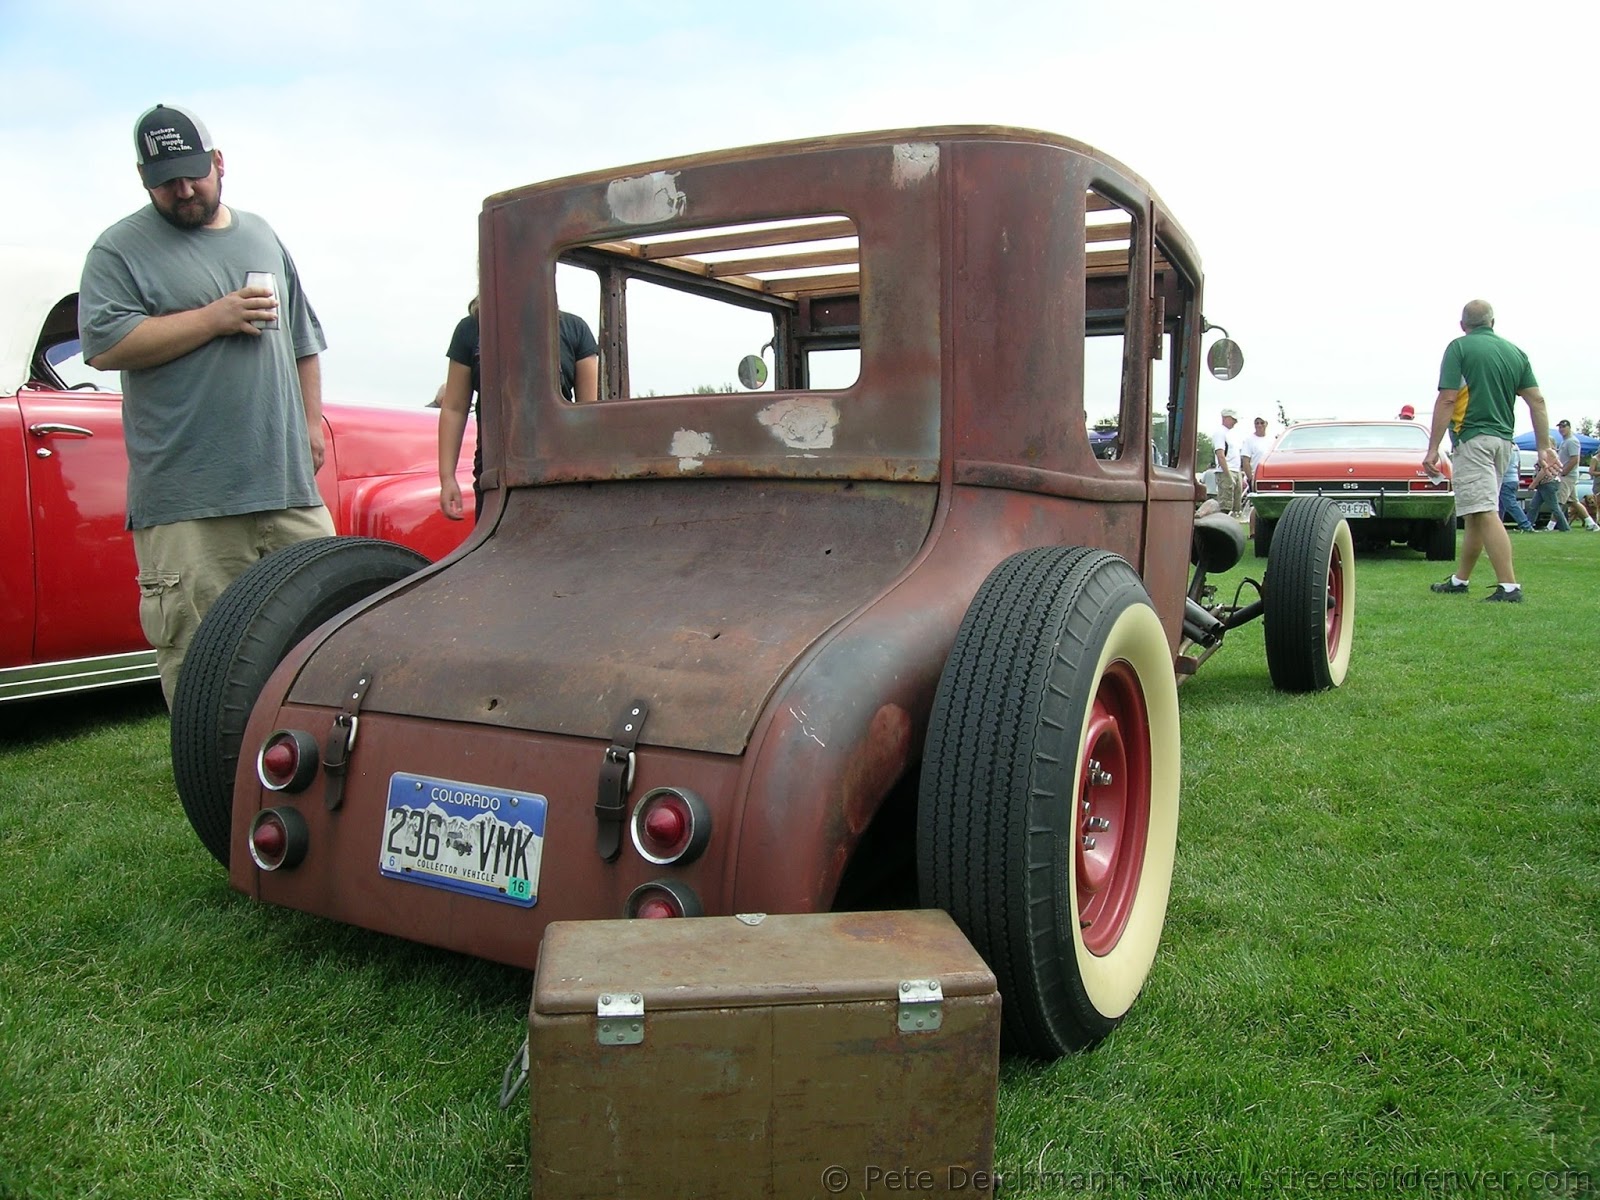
758, 396, 839, 450
605, 170, 687, 225
891, 143, 939, 188
841, 703, 913, 835
670, 428, 714, 470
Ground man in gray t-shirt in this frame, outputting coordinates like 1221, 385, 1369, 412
78, 103, 336, 704
1554, 420, 1598, 531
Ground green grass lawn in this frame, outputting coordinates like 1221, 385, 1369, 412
2, 533, 1597, 1198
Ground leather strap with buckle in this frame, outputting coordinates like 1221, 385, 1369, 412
323, 669, 374, 812
595, 698, 648, 862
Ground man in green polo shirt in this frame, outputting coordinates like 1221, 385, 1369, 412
1422, 299, 1556, 603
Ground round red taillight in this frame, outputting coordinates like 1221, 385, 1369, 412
253, 816, 286, 860
644, 803, 686, 846
256, 729, 319, 792
629, 787, 711, 865
262, 741, 295, 780
248, 806, 309, 871
624, 880, 703, 920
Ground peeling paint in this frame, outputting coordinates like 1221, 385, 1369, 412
670, 428, 713, 470
606, 170, 688, 225
758, 396, 839, 450
891, 143, 939, 188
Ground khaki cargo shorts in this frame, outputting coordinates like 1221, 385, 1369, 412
1452, 436, 1511, 517
132, 506, 336, 704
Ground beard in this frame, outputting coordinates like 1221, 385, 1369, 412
154, 180, 223, 230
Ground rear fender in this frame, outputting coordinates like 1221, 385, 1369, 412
335, 474, 464, 561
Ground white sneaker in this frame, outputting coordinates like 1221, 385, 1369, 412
1587, 521, 1600, 532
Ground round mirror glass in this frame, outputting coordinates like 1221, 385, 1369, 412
1207, 339, 1244, 380
737, 354, 769, 390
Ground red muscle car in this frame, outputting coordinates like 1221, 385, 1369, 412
1, 247, 474, 704
1250, 419, 1455, 560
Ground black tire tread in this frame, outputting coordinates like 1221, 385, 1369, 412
1254, 517, 1275, 559
1425, 517, 1456, 562
918, 547, 1157, 1055
1262, 497, 1344, 692
171, 537, 427, 865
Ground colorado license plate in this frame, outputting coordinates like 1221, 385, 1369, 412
379, 772, 546, 906
1334, 500, 1373, 518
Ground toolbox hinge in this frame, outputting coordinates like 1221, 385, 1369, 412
597, 992, 645, 1045
897, 979, 944, 1033
595, 992, 643, 1049
322, 668, 374, 812
594, 698, 648, 862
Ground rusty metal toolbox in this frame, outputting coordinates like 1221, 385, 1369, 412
528, 909, 1000, 1199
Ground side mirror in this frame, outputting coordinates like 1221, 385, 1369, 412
737, 354, 769, 390
1207, 338, 1244, 381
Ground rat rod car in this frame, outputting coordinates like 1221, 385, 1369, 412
174, 127, 1355, 1058
1, 247, 475, 704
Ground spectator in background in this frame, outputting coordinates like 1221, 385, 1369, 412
1554, 419, 1599, 531
78, 103, 333, 704
1239, 416, 1274, 499
438, 298, 600, 523
1499, 448, 1534, 532
1525, 453, 1569, 532
1398, 404, 1416, 421
1212, 408, 1243, 517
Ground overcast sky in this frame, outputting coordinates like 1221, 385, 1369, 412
2, 0, 1590, 437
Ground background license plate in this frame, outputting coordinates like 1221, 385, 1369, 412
380, 772, 546, 906
1334, 500, 1373, 518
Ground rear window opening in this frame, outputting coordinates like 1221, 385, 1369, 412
560, 216, 861, 401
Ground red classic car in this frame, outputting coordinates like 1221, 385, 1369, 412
1, 247, 474, 704
1250, 419, 1455, 559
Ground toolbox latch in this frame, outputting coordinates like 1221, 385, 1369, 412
596, 992, 645, 1046
897, 979, 944, 1033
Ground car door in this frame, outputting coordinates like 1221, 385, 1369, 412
19, 382, 145, 664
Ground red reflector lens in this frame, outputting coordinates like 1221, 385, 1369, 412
643, 801, 687, 849
624, 880, 703, 919
248, 806, 309, 871
261, 740, 296, 784
254, 814, 287, 859
256, 729, 319, 793
629, 787, 711, 865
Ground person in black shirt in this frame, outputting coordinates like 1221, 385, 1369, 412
437, 299, 599, 522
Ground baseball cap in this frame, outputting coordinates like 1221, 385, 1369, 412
1399, 404, 1416, 420
135, 104, 216, 187
1220, 408, 1237, 419
1557, 418, 1571, 428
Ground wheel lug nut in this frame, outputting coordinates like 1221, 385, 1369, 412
1082, 835, 1097, 850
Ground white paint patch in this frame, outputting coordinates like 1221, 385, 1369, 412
891, 143, 939, 188
670, 428, 713, 470
790, 706, 826, 748
757, 396, 839, 450
605, 170, 688, 225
